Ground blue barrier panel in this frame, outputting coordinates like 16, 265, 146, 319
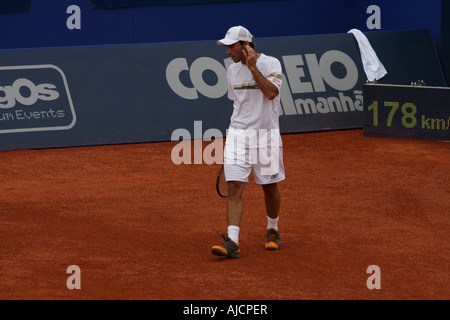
363, 84, 450, 141
365, 30, 447, 87
442, 0, 450, 84
0, 30, 446, 150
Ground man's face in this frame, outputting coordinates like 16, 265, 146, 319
226, 42, 246, 63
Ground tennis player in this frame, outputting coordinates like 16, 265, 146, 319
211, 26, 285, 258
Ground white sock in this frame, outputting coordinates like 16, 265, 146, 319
267, 216, 279, 230
227, 225, 240, 244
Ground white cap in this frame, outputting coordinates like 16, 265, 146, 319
217, 26, 254, 46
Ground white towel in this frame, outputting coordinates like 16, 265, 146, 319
348, 28, 387, 81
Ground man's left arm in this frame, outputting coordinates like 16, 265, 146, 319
243, 45, 279, 100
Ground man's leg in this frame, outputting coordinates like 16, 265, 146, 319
211, 180, 245, 258
262, 182, 280, 219
227, 181, 246, 226
262, 183, 281, 250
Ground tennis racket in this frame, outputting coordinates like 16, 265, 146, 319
216, 164, 228, 198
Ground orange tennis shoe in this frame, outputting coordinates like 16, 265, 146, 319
211, 233, 240, 258
265, 229, 281, 250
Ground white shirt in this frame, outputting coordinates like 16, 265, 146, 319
226, 54, 283, 147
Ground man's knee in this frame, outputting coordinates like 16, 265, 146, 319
262, 182, 279, 195
228, 181, 246, 197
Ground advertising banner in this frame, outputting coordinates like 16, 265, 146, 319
363, 83, 450, 141
0, 30, 446, 150
0, 65, 76, 134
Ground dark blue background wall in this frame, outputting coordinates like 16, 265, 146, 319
355, 0, 442, 43
0, 0, 355, 49
0, 0, 443, 48
0, 0, 446, 83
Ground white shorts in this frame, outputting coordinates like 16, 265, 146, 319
224, 145, 285, 185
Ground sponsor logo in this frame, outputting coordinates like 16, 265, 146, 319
270, 173, 279, 180
165, 50, 363, 116
280, 51, 363, 115
0, 64, 76, 134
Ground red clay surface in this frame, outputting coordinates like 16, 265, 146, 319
1, 129, 449, 300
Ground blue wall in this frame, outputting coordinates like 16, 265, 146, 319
0, 0, 442, 49
355, 0, 442, 43
0, 0, 446, 84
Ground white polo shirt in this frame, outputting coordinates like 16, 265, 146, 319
226, 53, 283, 147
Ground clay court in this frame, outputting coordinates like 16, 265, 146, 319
1, 129, 449, 300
